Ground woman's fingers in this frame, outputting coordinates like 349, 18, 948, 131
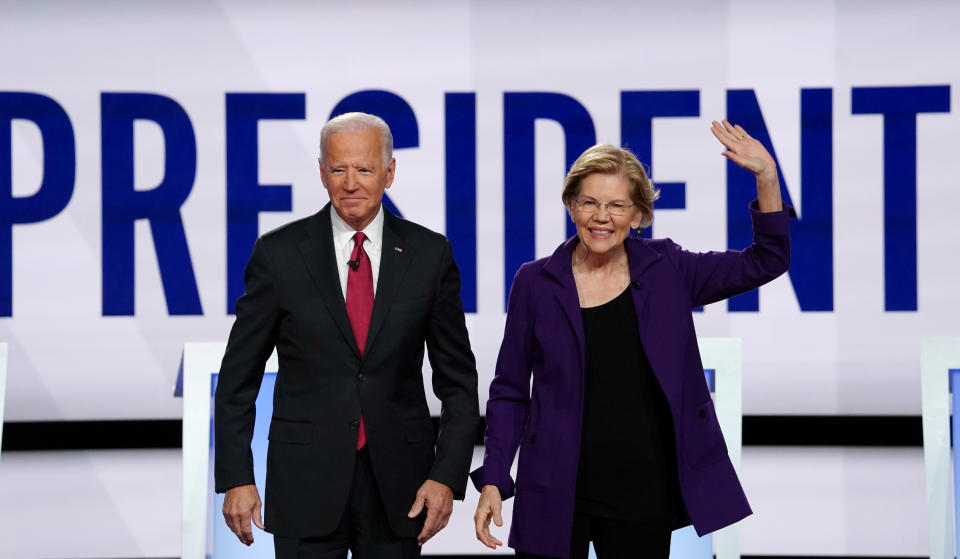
473, 505, 486, 533
719, 120, 741, 139
711, 121, 738, 148
714, 120, 753, 143
733, 123, 753, 140
474, 498, 504, 549
474, 505, 495, 548
721, 120, 741, 137
710, 120, 777, 179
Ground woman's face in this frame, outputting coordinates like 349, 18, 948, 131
569, 173, 644, 257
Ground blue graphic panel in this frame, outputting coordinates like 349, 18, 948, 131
211, 372, 276, 559
667, 525, 712, 559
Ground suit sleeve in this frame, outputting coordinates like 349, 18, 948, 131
214, 237, 281, 493
424, 240, 481, 500
668, 200, 795, 308
469, 265, 535, 500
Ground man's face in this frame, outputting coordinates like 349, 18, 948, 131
319, 127, 395, 230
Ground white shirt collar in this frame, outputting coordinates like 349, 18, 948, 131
330, 204, 384, 298
330, 204, 384, 254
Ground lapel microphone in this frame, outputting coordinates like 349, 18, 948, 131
347, 253, 361, 271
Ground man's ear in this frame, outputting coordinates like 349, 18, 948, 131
384, 157, 396, 190
318, 157, 329, 190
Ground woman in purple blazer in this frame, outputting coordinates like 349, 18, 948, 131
471, 121, 793, 558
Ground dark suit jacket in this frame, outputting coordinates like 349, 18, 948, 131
471, 201, 793, 558
215, 204, 480, 539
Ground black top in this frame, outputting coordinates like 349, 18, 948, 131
575, 287, 682, 521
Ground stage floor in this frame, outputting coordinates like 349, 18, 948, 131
0, 446, 929, 558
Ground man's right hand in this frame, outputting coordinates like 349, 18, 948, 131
223, 484, 264, 545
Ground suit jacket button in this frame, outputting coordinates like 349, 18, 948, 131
350, 420, 359, 429
698, 410, 707, 419
358, 374, 366, 383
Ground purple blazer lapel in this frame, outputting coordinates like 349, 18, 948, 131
542, 237, 585, 368
540, 235, 665, 370
624, 235, 663, 331
624, 235, 663, 281
624, 236, 684, 402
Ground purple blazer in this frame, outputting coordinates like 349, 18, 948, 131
471, 201, 793, 558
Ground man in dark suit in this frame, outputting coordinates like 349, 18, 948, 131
214, 112, 480, 558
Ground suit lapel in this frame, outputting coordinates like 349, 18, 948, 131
625, 236, 662, 342
364, 210, 412, 355
541, 236, 663, 372
625, 236, 680, 396
542, 237, 585, 369
298, 205, 361, 357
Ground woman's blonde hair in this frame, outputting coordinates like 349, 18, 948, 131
562, 144, 659, 229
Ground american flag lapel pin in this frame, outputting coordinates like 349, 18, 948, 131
394, 246, 403, 253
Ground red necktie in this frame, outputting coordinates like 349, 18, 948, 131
345, 231, 373, 450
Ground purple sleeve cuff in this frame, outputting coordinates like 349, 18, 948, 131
470, 465, 516, 500
748, 199, 796, 237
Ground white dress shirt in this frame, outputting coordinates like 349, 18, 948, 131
330, 205, 383, 300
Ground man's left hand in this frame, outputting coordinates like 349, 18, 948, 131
407, 479, 454, 546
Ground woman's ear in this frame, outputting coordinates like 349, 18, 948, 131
630, 206, 646, 232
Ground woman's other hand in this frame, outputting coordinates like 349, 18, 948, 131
474, 484, 504, 549
711, 120, 783, 212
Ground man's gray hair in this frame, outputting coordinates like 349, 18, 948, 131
318, 112, 393, 166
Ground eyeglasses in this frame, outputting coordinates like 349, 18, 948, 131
573, 199, 636, 216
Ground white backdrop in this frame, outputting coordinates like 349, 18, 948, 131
1, 0, 959, 422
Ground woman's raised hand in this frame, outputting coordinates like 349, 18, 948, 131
474, 484, 504, 549
711, 120, 777, 180
711, 120, 783, 212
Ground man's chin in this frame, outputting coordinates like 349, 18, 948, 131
333, 205, 375, 226
333, 204, 361, 216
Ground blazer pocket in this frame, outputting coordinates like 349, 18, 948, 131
268, 419, 314, 444
682, 399, 728, 469
404, 419, 436, 443
516, 431, 560, 490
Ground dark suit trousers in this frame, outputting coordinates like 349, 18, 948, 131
273, 448, 421, 559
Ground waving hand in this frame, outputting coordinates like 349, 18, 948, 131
711, 120, 782, 212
